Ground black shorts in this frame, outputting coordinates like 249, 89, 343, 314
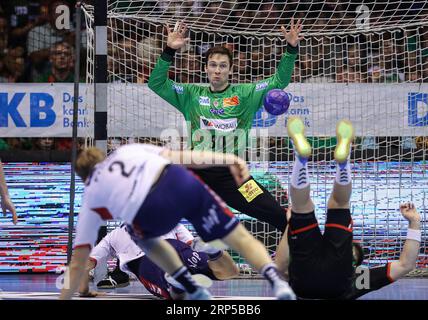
190, 167, 288, 233
287, 208, 354, 299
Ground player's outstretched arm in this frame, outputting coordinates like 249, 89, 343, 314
147, 21, 191, 113
248, 19, 303, 109
161, 149, 250, 186
78, 259, 100, 298
389, 202, 421, 281
60, 246, 91, 299
0, 161, 17, 224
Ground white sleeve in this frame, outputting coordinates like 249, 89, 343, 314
174, 223, 194, 244
90, 233, 114, 263
74, 203, 104, 249
89, 234, 112, 284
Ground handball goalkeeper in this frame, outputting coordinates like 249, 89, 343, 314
148, 19, 303, 232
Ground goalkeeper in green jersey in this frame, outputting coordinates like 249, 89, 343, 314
148, 19, 303, 233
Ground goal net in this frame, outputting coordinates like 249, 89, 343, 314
81, 1, 428, 273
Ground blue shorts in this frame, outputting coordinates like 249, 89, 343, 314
129, 164, 239, 242
126, 239, 217, 299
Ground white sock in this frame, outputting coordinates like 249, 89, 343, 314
260, 263, 282, 287
335, 160, 351, 185
291, 156, 309, 189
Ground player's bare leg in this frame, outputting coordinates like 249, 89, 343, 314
287, 116, 314, 213
221, 223, 295, 300
328, 120, 354, 209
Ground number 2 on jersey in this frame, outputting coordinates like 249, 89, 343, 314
108, 161, 136, 177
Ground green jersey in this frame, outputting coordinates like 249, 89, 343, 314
148, 47, 297, 156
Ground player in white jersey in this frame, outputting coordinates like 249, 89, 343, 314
60, 143, 295, 300
79, 223, 239, 299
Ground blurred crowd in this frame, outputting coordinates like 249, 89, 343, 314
0, 0, 82, 83
1, 1, 427, 153
129, 23, 428, 85
0, 0, 85, 153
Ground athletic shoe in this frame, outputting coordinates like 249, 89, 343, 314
97, 272, 130, 289
273, 280, 296, 300
96, 276, 118, 289
185, 287, 213, 300
334, 119, 354, 163
287, 116, 311, 158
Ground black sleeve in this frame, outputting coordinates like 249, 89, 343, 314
160, 46, 177, 62
344, 263, 394, 300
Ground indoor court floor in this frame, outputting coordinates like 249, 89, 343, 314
0, 274, 427, 300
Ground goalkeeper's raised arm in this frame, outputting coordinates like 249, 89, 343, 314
245, 18, 303, 112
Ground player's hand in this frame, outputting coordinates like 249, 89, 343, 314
281, 18, 304, 47
399, 202, 421, 224
1, 197, 17, 224
165, 21, 190, 50
79, 290, 105, 298
229, 157, 250, 186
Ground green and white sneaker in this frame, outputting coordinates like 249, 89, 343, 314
287, 116, 311, 158
334, 119, 354, 163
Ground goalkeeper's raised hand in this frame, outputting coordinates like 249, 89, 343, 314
165, 21, 190, 50
281, 18, 304, 47
1, 196, 17, 225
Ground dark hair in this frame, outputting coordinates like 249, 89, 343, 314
204, 46, 233, 68
352, 242, 364, 267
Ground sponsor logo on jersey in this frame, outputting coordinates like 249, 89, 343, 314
199, 96, 211, 106
187, 251, 202, 268
210, 108, 225, 115
255, 81, 269, 91
223, 96, 239, 107
202, 204, 221, 234
200, 117, 237, 132
238, 179, 264, 202
172, 84, 184, 94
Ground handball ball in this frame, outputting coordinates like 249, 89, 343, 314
263, 89, 290, 116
